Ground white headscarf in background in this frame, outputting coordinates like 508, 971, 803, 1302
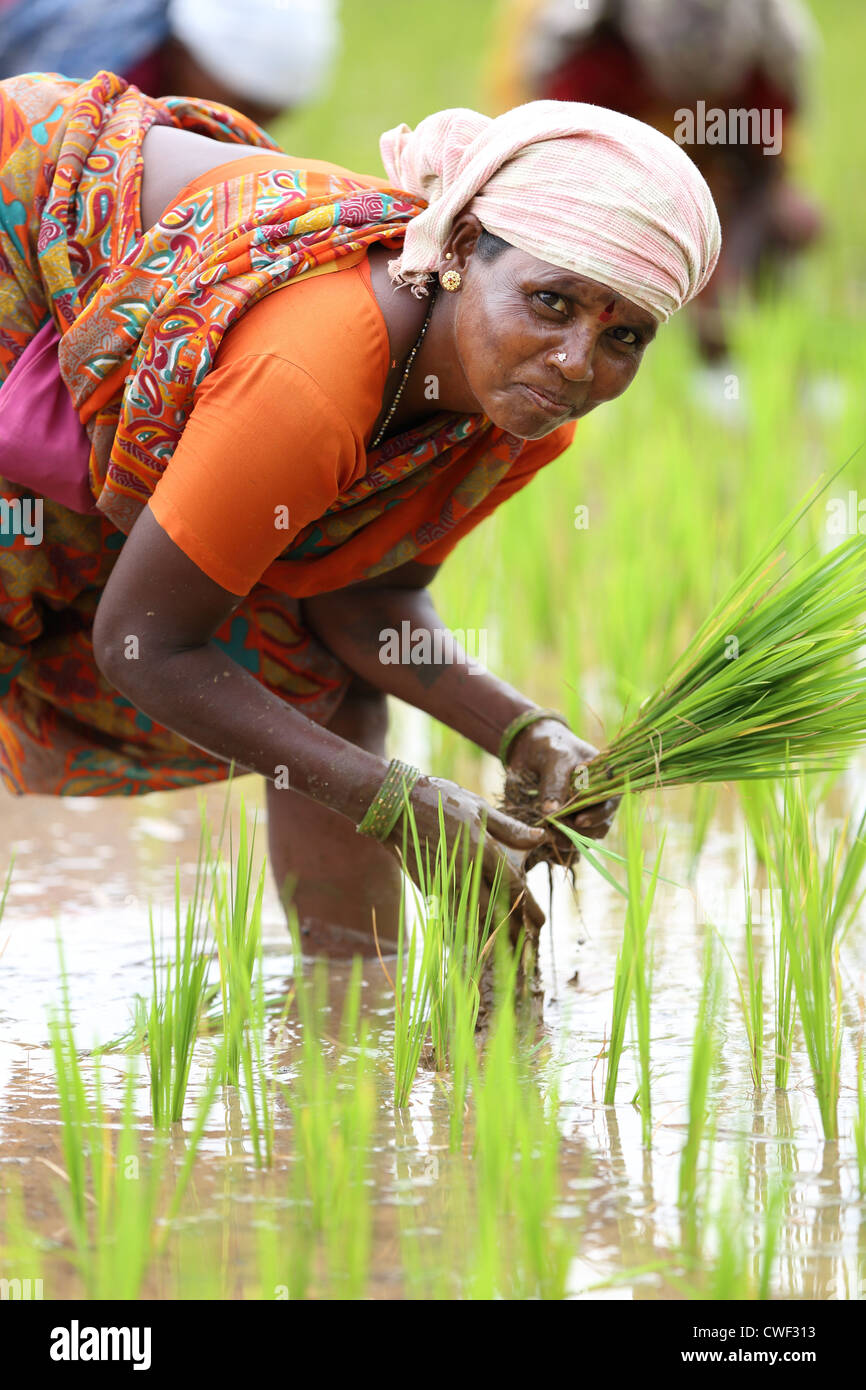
523, 0, 817, 105
380, 101, 722, 323
168, 0, 339, 109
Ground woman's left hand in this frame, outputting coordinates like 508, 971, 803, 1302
505, 717, 620, 844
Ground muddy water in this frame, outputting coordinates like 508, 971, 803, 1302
1, 755, 865, 1300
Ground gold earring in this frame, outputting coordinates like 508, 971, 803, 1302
444, 252, 453, 259
440, 268, 462, 291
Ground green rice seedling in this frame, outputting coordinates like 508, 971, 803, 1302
375, 791, 438, 1108
48, 934, 222, 1296
552, 469, 866, 815
465, 935, 574, 1300
48, 988, 162, 1297
738, 780, 776, 869
422, 803, 502, 1073
282, 926, 374, 1297
386, 842, 437, 1110
381, 789, 510, 1109
247, 961, 290, 1171
209, 801, 267, 1087
822, 805, 866, 941
743, 865, 765, 1091
48, 935, 99, 1242
103, 1050, 224, 1297
627, 807, 660, 1150
771, 875, 796, 1092
222, 903, 286, 1171
405, 792, 511, 1136
759, 772, 866, 1102
89, 1065, 166, 1299
599, 792, 664, 1144
731, 780, 798, 1090
220, 933, 281, 1171
740, 779, 799, 1090
774, 780, 866, 1139
446, 956, 478, 1151
603, 935, 633, 1105
169, 798, 278, 1166
780, 900, 841, 1139
207, 802, 283, 1165
717, 845, 765, 1090
146, 856, 211, 1128
292, 954, 374, 1299
678, 935, 723, 1255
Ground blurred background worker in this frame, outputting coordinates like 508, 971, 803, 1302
0, 0, 339, 127
489, 0, 824, 362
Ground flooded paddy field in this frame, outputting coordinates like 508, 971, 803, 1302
2, 760, 864, 1302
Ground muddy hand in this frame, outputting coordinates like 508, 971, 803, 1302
505, 717, 620, 847
391, 773, 547, 933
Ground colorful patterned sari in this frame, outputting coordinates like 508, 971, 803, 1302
0, 72, 531, 796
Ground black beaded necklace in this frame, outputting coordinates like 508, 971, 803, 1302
369, 284, 438, 450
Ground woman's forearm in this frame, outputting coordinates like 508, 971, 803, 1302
96, 640, 390, 821
302, 585, 544, 756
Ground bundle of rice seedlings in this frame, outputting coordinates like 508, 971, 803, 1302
505, 468, 866, 848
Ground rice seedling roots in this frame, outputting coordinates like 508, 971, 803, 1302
494, 767, 582, 1023
500, 767, 581, 880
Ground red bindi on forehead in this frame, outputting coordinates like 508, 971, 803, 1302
597, 300, 616, 323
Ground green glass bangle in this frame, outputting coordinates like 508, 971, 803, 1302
356, 757, 422, 841
498, 708, 571, 766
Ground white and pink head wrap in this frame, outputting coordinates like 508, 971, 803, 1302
379, 101, 721, 323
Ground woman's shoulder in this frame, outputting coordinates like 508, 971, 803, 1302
206, 253, 390, 444
141, 125, 392, 228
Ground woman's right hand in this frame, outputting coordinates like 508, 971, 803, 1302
385, 773, 548, 936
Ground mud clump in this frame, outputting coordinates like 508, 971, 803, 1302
499, 765, 581, 883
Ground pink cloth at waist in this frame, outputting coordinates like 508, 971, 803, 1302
0, 319, 98, 514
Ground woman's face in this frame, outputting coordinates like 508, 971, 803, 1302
442, 215, 659, 440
